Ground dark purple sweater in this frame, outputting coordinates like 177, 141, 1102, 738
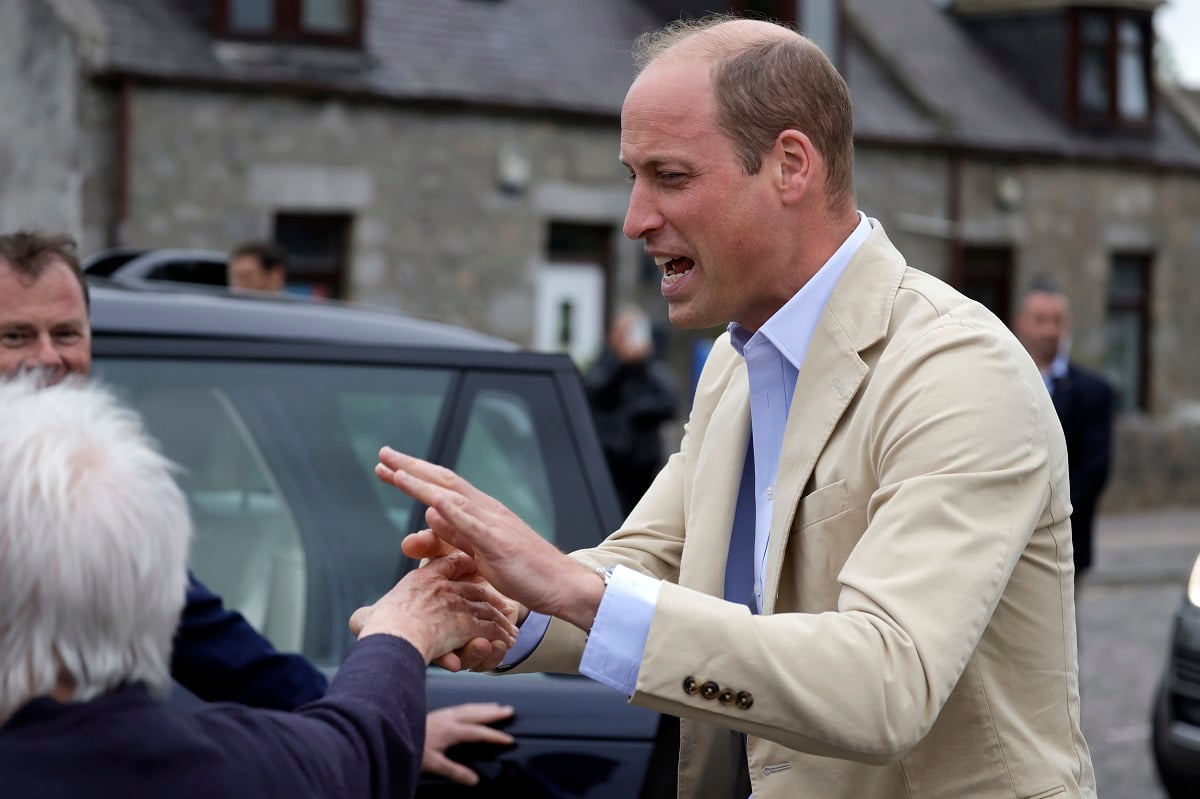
0, 634, 426, 799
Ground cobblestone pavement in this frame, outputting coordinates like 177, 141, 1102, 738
1077, 508, 1200, 799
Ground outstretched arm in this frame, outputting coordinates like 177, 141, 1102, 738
375, 447, 607, 635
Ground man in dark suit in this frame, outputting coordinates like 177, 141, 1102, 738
1015, 278, 1116, 578
0, 374, 517, 798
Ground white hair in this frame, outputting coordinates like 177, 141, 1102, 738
0, 373, 191, 722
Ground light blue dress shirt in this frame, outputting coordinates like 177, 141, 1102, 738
505, 213, 874, 694
1041, 351, 1069, 395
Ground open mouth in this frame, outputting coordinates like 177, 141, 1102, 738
655, 256, 695, 285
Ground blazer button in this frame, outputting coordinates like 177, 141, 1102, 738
700, 681, 720, 700
682, 676, 699, 695
736, 691, 754, 710
718, 688, 736, 705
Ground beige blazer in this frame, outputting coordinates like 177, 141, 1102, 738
513, 225, 1097, 799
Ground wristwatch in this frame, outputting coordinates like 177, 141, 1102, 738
595, 564, 616, 585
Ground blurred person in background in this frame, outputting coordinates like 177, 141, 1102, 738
0, 373, 516, 798
0, 229, 516, 786
585, 304, 678, 516
1014, 277, 1116, 585
228, 240, 288, 294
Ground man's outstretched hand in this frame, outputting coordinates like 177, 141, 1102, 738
376, 447, 606, 638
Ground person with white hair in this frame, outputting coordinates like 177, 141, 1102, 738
0, 374, 516, 798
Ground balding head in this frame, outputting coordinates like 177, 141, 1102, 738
631, 15, 855, 214
633, 16, 794, 70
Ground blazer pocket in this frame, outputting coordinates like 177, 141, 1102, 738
797, 479, 850, 529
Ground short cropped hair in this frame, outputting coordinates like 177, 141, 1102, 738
633, 15, 856, 213
0, 375, 190, 722
0, 230, 89, 309
230, 241, 288, 273
1022, 275, 1067, 299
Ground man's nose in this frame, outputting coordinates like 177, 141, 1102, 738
32, 334, 64, 365
623, 183, 662, 241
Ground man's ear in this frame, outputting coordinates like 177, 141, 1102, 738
773, 129, 818, 205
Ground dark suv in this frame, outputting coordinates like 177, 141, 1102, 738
87, 280, 677, 798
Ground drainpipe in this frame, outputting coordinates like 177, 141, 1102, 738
109, 76, 132, 247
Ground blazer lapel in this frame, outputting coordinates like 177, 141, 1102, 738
762, 319, 866, 613
760, 224, 906, 614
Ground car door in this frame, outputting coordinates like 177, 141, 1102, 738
92, 338, 674, 798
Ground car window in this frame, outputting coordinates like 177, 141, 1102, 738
93, 356, 598, 667
339, 388, 557, 539
337, 390, 446, 536
136, 385, 309, 653
456, 390, 555, 537
144, 259, 228, 286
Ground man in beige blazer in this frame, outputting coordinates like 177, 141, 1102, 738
372, 15, 1096, 799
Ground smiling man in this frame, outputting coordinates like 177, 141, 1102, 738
0, 232, 91, 384
378, 15, 1096, 799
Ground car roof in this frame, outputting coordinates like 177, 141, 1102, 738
87, 279, 520, 352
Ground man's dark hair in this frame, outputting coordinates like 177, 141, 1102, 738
1022, 276, 1067, 299
230, 241, 288, 273
0, 230, 88, 309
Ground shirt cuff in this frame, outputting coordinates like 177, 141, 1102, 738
496, 610, 552, 671
579, 565, 662, 696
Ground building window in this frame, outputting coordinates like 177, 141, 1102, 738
212, 0, 363, 46
1106, 253, 1152, 413
957, 246, 1014, 327
273, 213, 352, 299
1069, 8, 1153, 129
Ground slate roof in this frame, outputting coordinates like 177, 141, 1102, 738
81, 0, 1200, 166
844, 0, 1200, 168
86, 0, 658, 116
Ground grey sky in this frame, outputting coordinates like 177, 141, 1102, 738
1156, 0, 1200, 88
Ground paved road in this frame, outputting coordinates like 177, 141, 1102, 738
1078, 508, 1200, 799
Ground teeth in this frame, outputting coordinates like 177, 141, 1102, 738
654, 256, 673, 267
663, 272, 683, 285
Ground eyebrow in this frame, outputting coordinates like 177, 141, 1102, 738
619, 155, 688, 171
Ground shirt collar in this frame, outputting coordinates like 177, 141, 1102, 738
1049, 351, 1069, 380
730, 211, 873, 362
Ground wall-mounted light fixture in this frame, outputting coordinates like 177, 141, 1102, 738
496, 142, 532, 195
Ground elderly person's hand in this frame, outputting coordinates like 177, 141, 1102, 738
349, 551, 517, 666
421, 703, 515, 785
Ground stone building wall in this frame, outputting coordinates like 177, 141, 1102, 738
857, 145, 1200, 511
72, 78, 1200, 512
0, 0, 88, 240
854, 147, 954, 279
112, 84, 637, 345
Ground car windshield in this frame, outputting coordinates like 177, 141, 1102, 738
94, 356, 586, 669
